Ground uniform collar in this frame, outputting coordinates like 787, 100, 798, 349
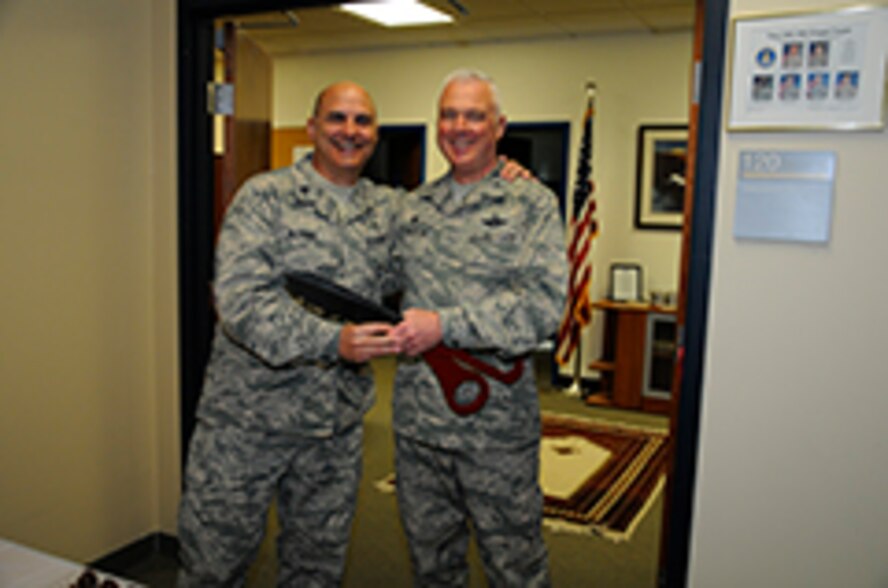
424, 160, 506, 213
294, 155, 373, 223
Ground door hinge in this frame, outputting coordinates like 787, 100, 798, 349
207, 82, 234, 116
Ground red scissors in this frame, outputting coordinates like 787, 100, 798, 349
283, 271, 525, 416
423, 345, 524, 416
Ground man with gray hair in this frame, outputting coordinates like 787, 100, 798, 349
391, 69, 567, 586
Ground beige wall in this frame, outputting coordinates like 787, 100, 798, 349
150, 0, 181, 541
272, 33, 693, 374
688, 2, 888, 586
8, 1, 885, 582
0, 0, 179, 561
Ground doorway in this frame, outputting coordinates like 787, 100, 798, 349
176, 1, 728, 584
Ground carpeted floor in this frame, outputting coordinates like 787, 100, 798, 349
119, 354, 669, 587
253, 356, 669, 587
373, 410, 669, 544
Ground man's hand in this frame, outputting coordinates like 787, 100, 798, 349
392, 309, 443, 357
338, 323, 401, 363
498, 155, 536, 182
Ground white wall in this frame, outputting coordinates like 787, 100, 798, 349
688, 2, 888, 586
0, 0, 179, 560
273, 33, 693, 373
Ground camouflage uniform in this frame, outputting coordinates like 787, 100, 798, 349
392, 165, 568, 587
178, 156, 398, 587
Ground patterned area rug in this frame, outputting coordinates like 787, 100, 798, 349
540, 411, 669, 542
374, 411, 669, 543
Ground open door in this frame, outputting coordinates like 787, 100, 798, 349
181, 19, 274, 454
657, 0, 705, 575
213, 21, 273, 233
658, 0, 729, 584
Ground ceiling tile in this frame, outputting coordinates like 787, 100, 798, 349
237, 0, 696, 56
547, 10, 651, 35
632, 5, 696, 32
424, 0, 531, 19
517, 0, 626, 14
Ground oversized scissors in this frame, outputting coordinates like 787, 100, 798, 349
284, 271, 524, 416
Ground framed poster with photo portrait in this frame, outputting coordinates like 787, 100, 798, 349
634, 124, 688, 231
726, 5, 888, 131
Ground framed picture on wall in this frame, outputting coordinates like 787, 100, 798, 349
634, 124, 688, 230
726, 6, 887, 132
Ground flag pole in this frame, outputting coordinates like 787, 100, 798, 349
561, 81, 597, 398
564, 326, 583, 396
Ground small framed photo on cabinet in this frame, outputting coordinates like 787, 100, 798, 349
609, 263, 643, 302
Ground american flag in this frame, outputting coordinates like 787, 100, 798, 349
555, 86, 599, 366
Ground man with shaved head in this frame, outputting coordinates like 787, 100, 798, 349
177, 81, 403, 587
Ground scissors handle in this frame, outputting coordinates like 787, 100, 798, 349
421, 345, 524, 416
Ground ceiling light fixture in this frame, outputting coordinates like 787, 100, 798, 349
338, 0, 454, 28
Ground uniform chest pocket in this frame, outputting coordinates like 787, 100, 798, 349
474, 214, 522, 249
459, 221, 523, 274
398, 214, 434, 248
278, 224, 343, 271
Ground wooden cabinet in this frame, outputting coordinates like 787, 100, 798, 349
587, 300, 677, 414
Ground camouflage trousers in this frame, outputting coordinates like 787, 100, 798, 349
177, 421, 363, 588
394, 435, 550, 588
